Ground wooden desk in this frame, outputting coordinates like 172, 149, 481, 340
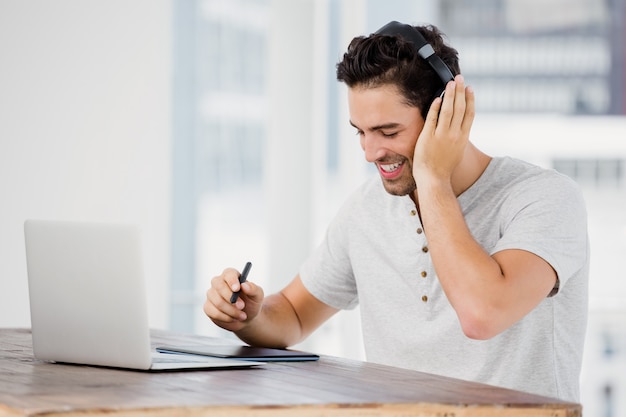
0, 328, 580, 417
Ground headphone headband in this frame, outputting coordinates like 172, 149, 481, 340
375, 21, 455, 86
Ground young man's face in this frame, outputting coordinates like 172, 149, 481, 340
348, 84, 425, 197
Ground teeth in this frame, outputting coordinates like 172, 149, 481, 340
380, 162, 402, 173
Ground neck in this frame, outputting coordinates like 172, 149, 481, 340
450, 142, 491, 197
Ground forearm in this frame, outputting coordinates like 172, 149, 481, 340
417, 178, 509, 338
234, 292, 304, 348
411, 77, 555, 339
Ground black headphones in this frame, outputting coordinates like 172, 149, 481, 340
375, 21, 455, 94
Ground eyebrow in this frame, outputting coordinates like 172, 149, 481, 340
349, 120, 402, 132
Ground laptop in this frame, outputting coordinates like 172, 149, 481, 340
23, 219, 261, 371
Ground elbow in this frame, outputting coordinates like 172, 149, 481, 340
460, 322, 498, 341
457, 308, 505, 341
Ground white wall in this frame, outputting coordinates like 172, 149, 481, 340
0, 1, 172, 328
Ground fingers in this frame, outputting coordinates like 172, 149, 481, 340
436, 78, 455, 129
424, 75, 473, 134
436, 75, 474, 135
423, 95, 443, 135
414, 75, 475, 182
203, 268, 262, 328
204, 276, 245, 324
461, 84, 476, 137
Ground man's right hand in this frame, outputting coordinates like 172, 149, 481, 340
203, 267, 265, 332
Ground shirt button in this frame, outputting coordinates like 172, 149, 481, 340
410, 209, 417, 216
416, 227, 423, 234
421, 295, 428, 302
422, 246, 429, 253
421, 271, 427, 278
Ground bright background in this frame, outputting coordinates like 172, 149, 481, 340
1, 0, 625, 415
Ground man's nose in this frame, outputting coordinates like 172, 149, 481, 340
361, 134, 387, 163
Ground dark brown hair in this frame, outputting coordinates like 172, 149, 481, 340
336, 25, 460, 120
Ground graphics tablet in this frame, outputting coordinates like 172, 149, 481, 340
156, 345, 319, 362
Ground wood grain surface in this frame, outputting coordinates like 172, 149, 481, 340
0, 329, 581, 417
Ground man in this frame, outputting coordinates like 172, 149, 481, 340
204, 22, 589, 402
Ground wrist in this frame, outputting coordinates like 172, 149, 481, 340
414, 169, 453, 192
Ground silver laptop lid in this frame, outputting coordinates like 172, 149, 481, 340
24, 220, 154, 369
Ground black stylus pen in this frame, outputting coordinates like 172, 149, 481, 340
230, 261, 252, 303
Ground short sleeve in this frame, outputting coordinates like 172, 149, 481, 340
491, 171, 588, 291
299, 193, 360, 310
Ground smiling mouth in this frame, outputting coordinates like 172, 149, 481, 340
380, 161, 403, 173
377, 161, 405, 179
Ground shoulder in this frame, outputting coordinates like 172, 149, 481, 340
487, 156, 584, 202
511, 158, 583, 207
493, 156, 574, 183
467, 156, 587, 233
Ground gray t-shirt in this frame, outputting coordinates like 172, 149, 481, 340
300, 156, 589, 402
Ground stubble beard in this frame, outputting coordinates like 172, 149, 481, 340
379, 159, 417, 197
